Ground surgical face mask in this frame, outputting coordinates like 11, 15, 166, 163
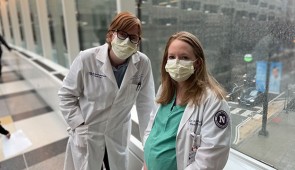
165, 59, 195, 82
111, 35, 137, 60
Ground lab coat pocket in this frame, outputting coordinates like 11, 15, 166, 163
73, 125, 88, 147
70, 125, 89, 169
124, 84, 140, 106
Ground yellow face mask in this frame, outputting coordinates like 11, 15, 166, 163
111, 35, 137, 60
165, 59, 195, 82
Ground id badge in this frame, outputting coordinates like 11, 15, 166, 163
188, 146, 197, 164
188, 134, 201, 165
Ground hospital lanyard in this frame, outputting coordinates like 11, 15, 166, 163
191, 112, 202, 148
136, 61, 142, 91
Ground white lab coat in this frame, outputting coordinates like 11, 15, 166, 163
144, 87, 231, 170
58, 43, 155, 170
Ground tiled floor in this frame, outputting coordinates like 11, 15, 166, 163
0, 60, 68, 170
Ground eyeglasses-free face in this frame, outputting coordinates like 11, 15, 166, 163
114, 30, 141, 44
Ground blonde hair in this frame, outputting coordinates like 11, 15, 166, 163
157, 31, 226, 106
106, 12, 142, 46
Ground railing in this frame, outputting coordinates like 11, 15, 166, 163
7, 45, 277, 170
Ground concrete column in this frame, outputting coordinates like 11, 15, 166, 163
61, 0, 80, 65
36, 0, 52, 60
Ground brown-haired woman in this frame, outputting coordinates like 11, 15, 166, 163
59, 12, 155, 170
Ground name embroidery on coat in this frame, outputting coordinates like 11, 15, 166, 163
88, 72, 106, 78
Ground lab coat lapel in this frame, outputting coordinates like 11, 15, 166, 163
96, 44, 117, 87
177, 103, 195, 136
120, 53, 140, 88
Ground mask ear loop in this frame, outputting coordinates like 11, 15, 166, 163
192, 60, 197, 73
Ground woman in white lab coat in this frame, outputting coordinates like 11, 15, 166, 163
58, 12, 155, 170
143, 31, 231, 170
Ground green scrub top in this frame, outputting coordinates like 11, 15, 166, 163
144, 97, 186, 170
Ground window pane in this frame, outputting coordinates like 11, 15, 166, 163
140, 1, 295, 169
249, 0, 259, 5
75, 0, 116, 50
7, 2, 14, 44
28, 0, 43, 55
47, 0, 68, 67
16, 0, 25, 48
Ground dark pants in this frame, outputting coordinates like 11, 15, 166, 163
102, 147, 110, 170
0, 124, 9, 135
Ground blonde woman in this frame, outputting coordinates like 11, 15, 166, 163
143, 31, 231, 170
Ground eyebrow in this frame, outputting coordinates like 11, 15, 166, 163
168, 52, 190, 56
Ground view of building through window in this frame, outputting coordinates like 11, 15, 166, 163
138, 1, 295, 169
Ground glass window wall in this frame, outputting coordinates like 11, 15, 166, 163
47, 0, 68, 67
7, 2, 14, 44
28, 0, 43, 55
140, 1, 295, 169
16, 0, 25, 48
75, 0, 117, 50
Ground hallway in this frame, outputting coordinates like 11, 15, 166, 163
0, 55, 67, 170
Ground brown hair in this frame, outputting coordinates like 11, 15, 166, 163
157, 31, 226, 106
106, 11, 142, 46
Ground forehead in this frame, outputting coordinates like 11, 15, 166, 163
168, 39, 194, 55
